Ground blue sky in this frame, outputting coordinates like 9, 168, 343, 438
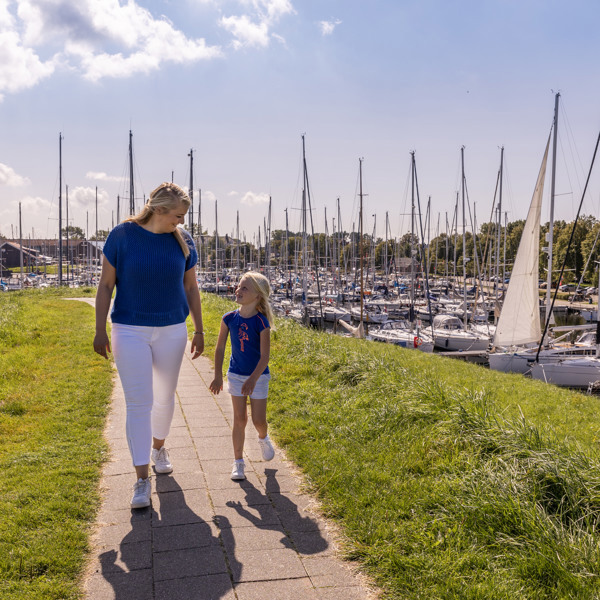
1, 0, 600, 243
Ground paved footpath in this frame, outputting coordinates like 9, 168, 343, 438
83, 344, 378, 600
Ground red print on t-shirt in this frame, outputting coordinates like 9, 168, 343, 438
238, 323, 249, 351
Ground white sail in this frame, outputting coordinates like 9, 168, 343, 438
493, 137, 551, 348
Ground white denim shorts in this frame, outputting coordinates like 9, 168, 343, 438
227, 371, 271, 399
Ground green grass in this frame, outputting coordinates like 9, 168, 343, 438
201, 293, 600, 599
0, 287, 113, 600
4, 290, 600, 599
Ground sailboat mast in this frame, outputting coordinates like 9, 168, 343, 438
58, 133, 63, 286
461, 146, 468, 329
188, 149, 194, 236
496, 146, 504, 308
302, 136, 308, 304
409, 152, 416, 323
359, 158, 364, 325
129, 130, 135, 216
66, 185, 70, 281
214, 200, 218, 286
545, 92, 560, 315
19, 202, 23, 288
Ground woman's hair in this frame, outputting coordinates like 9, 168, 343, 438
242, 272, 274, 327
125, 182, 191, 257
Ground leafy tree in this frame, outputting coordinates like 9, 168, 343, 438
90, 230, 109, 241
61, 226, 85, 239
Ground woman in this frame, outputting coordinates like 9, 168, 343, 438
93, 182, 204, 509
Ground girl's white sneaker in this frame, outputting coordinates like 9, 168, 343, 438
231, 460, 246, 480
258, 436, 275, 461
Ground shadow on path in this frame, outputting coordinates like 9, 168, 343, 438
99, 476, 240, 600
226, 468, 329, 556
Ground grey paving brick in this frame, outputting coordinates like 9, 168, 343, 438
229, 548, 307, 583
155, 574, 236, 600
152, 522, 220, 552
235, 577, 320, 600
153, 546, 229, 581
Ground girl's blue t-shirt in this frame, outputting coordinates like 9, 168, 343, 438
102, 222, 198, 327
223, 309, 270, 376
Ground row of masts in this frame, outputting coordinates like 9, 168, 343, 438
49, 95, 562, 314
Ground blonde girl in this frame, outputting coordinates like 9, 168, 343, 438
209, 272, 275, 480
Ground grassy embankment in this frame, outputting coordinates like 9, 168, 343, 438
0, 288, 113, 600
3, 289, 600, 599
201, 293, 600, 600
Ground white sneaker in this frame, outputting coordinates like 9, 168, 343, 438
131, 478, 151, 509
152, 447, 173, 474
231, 460, 246, 480
258, 436, 275, 461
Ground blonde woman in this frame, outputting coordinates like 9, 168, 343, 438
93, 182, 204, 508
209, 272, 275, 480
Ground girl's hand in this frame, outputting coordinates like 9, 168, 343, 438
241, 377, 257, 396
209, 376, 223, 395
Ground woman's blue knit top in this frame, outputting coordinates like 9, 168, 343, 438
102, 222, 198, 327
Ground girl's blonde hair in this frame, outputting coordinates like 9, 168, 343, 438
242, 272, 274, 327
125, 182, 191, 257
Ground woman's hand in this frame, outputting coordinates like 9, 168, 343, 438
190, 331, 204, 359
93, 331, 111, 359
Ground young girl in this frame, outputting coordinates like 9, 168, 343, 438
209, 272, 275, 480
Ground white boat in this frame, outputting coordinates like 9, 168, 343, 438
432, 314, 490, 352
323, 306, 351, 322
350, 305, 389, 323
369, 321, 434, 352
530, 357, 600, 388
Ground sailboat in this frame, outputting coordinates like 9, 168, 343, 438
489, 95, 600, 382
487, 134, 551, 373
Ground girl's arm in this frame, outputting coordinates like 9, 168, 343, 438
184, 267, 204, 359
209, 320, 230, 394
93, 259, 116, 359
241, 327, 271, 396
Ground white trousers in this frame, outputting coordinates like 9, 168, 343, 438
111, 322, 188, 466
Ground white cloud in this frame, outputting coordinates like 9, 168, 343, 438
0, 0, 223, 98
240, 191, 269, 206
0, 30, 55, 99
220, 0, 295, 49
0, 163, 31, 186
67, 186, 110, 209
220, 14, 268, 48
16, 195, 53, 215
319, 19, 341, 36
203, 190, 217, 203
86, 171, 124, 183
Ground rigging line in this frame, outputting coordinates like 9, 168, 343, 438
560, 97, 586, 195
535, 128, 600, 362
397, 159, 412, 240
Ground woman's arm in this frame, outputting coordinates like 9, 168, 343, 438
209, 320, 230, 394
93, 259, 116, 359
183, 267, 204, 359
241, 328, 271, 396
